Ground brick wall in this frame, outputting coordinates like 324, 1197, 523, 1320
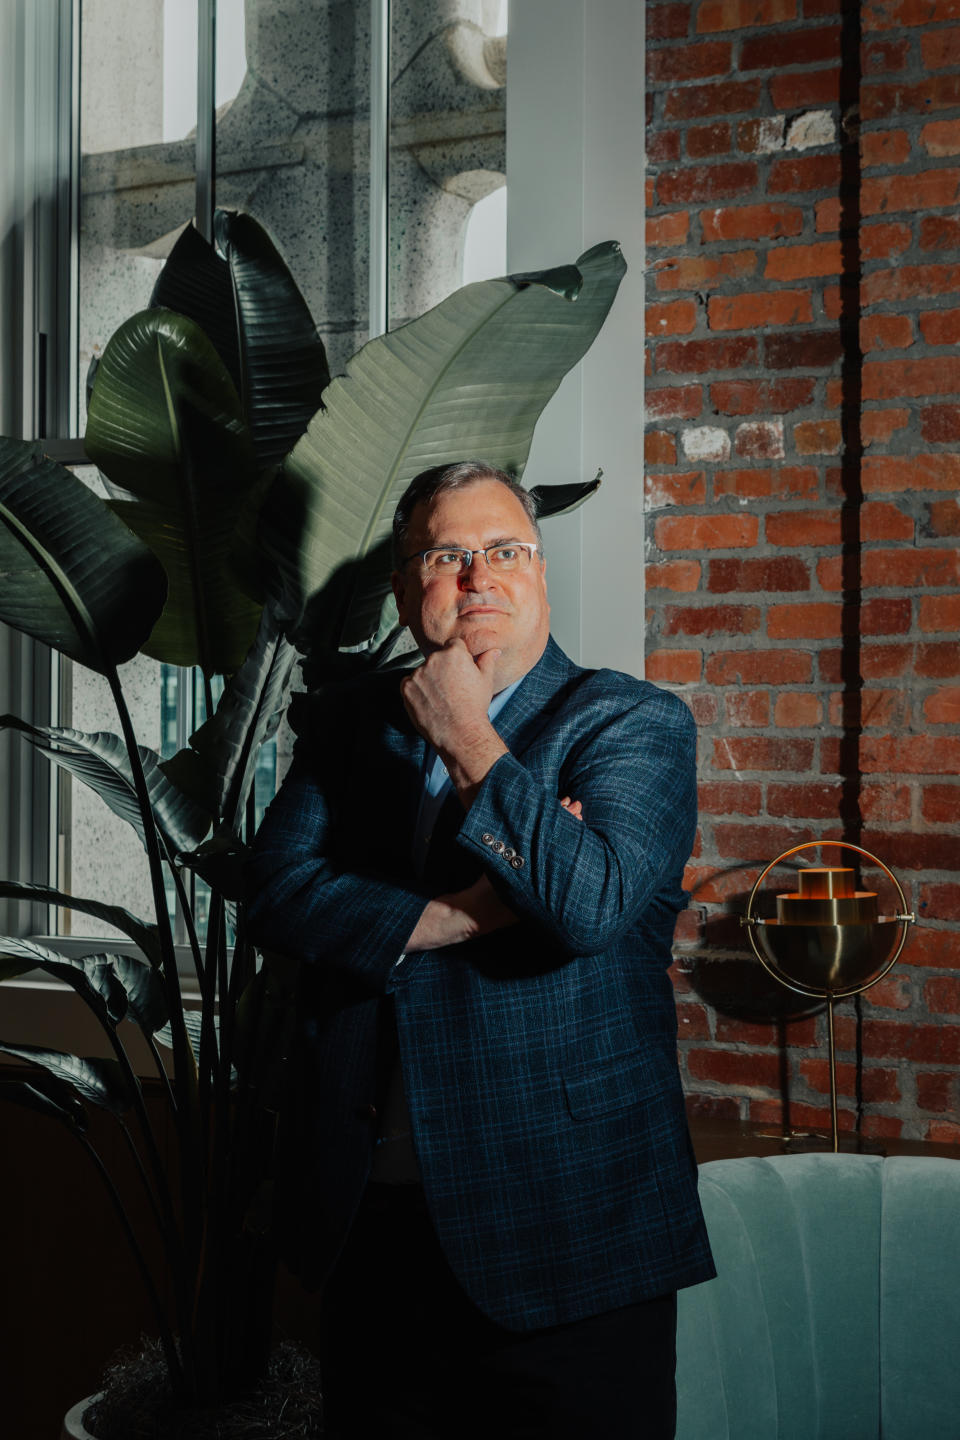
645, 0, 960, 1143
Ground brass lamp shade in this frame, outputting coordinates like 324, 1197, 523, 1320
741, 841, 915, 1151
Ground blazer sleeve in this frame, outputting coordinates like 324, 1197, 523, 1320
455, 684, 697, 957
245, 751, 430, 993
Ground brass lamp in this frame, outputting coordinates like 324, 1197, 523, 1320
741, 841, 915, 1152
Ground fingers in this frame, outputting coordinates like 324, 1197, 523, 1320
559, 795, 583, 821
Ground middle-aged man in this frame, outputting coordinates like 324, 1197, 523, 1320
246, 461, 715, 1440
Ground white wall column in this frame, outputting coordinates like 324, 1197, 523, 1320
506, 0, 645, 674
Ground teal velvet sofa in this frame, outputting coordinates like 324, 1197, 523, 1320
676, 1152, 960, 1439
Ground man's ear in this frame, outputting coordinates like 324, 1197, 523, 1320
391, 570, 408, 627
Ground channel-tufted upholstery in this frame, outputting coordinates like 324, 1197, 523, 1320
676, 1152, 960, 1439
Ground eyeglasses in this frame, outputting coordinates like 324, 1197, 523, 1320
403, 542, 540, 576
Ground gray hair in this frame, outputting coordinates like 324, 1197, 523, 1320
392, 461, 543, 568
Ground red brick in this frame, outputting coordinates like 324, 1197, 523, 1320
770, 68, 841, 109
714, 1015, 818, 1046
737, 116, 787, 153
646, 300, 698, 338
917, 1072, 957, 1113
861, 222, 913, 258
741, 24, 841, 69
645, 471, 707, 507
708, 556, 810, 592
865, 827, 960, 867
862, 168, 960, 218
683, 1093, 743, 1120
645, 559, 702, 592
645, 431, 678, 466
655, 513, 758, 551
902, 928, 960, 969
822, 548, 959, 590
765, 330, 844, 369
646, 385, 703, 422
657, 336, 759, 374
862, 453, 960, 491
647, 40, 733, 83
705, 649, 813, 684
919, 883, 960, 920
766, 241, 844, 283
734, 420, 785, 458
863, 408, 910, 445
922, 781, 960, 819
765, 781, 837, 818
768, 154, 842, 193
654, 251, 758, 291
676, 1001, 712, 1039
710, 378, 815, 415
860, 735, 960, 773
663, 603, 762, 636
864, 977, 912, 1011
749, 1098, 857, 1133
697, 780, 764, 815
862, 37, 912, 75
818, 643, 913, 682
687, 121, 732, 157
861, 75, 960, 121
700, 204, 803, 243
696, 0, 797, 29
861, 129, 912, 167
659, 162, 760, 207
686, 691, 719, 725
794, 418, 842, 454
714, 466, 819, 499
925, 499, 960, 536
684, 864, 762, 902
922, 25, 960, 67
863, 264, 960, 305
926, 687, 960, 723
861, 502, 914, 542
687, 1048, 783, 1090
919, 216, 960, 251
717, 819, 820, 860
815, 196, 841, 232
772, 691, 823, 727
860, 782, 913, 823
768, 602, 843, 638
646, 211, 690, 247
922, 117, 960, 155
918, 642, 960, 676
861, 598, 913, 634
725, 690, 770, 726
648, 2, 693, 39
647, 130, 683, 165
919, 308, 960, 346
925, 978, 960, 1015
861, 314, 914, 351
919, 594, 960, 631
827, 687, 910, 728
865, 355, 960, 399
801, 1059, 901, 1101
644, 649, 703, 684
766, 509, 842, 547
712, 736, 815, 771
863, 1021, 960, 1064
664, 78, 766, 120
708, 289, 813, 330
924, 1120, 960, 1146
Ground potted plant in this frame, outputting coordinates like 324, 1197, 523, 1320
0, 211, 626, 1437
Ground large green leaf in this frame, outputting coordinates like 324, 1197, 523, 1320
0, 716, 211, 856
0, 1076, 88, 1130
0, 1043, 132, 1114
152, 211, 330, 471
0, 881, 160, 966
85, 309, 262, 675
0, 940, 167, 1036
0, 437, 167, 671
261, 242, 627, 640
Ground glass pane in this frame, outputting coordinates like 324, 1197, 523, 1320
215, 0, 372, 377
388, 0, 507, 330
78, 0, 199, 429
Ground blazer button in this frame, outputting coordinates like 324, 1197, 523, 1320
511, 855, 525, 869
492, 839, 504, 853
503, 847, 515, 860
481, 832, 494, 845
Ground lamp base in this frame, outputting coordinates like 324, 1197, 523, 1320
757, 1129, 889, 1156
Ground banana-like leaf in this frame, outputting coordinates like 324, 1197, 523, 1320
0, 437, 168, 671
155, 1008, 206, 1059
0, 1077, 89, 1129
0, 938, 165, 1037
0, 1043, 132, 1114
177, 602, 297, 827
0, 881, 160, 966
152, 211, 330, 471
85, 309, 262, 675
261, 241, 626, 641
0, 716, 211, 856
178, 832, 249, 901
530, 471, 603, 520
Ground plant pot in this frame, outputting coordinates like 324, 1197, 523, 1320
62, 1395, 100, 1440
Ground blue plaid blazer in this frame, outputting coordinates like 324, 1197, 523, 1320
246, 636, 715, 1330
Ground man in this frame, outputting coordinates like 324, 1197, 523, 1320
246, 461, 714, 1439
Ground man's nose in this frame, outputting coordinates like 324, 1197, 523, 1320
459, 551, 495, 588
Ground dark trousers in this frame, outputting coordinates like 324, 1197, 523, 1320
320, 1182, 678, 1440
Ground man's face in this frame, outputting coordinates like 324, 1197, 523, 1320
391, 479, 550, 692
